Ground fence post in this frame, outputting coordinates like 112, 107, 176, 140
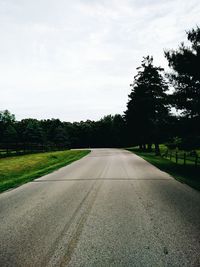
195, 155, 198, 167
183, 152, 186, 165
176, 151, 178, 164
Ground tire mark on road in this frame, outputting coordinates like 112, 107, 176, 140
60, 180, 103, 267
45, 180, 102, 267
46, 160, 109, 267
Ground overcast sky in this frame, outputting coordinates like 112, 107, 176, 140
0, 0, 199, 122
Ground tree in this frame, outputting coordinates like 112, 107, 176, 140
23, 119, 44, 147
125, 56, 169, 154
165, 26, 200, 117
2, 125, 18, 151
40, 119, 62, 145
0, 110, 16, 147
53, 126, 70, 148
112, 114, 126, 147
0, 110, 15, 124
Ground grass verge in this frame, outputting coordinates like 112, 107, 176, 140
0, 150, 90, 193
127, 148, 200, 191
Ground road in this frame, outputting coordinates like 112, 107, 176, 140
0, 149, 200, 266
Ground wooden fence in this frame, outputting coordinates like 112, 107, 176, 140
163, 150, 200, 167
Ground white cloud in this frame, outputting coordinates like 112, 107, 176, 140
0, 0, 200, 121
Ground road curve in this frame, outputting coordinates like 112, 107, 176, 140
0, 149, 200, 266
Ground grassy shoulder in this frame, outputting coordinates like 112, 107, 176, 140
0, 150, 90, 193
127, 148, 200, 191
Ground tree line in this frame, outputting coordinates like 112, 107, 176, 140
0, 26, 199, 154
0, 111, 126, 151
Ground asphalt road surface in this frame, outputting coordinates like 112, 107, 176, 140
0, 149, 200, 267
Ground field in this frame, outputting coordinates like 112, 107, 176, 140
0, 150, 90, 193
127, 146, 200, 191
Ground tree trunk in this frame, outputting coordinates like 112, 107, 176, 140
155, 143, 160, 155
147, 143, 152, 151
142, 144, 146, 150
139, 144, 142, 150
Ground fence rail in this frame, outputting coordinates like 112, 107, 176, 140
163, 150, 200, 167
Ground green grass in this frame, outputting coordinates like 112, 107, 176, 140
127, 147, 200, 191
159, 145, 200, 166
0, 150, 90, 193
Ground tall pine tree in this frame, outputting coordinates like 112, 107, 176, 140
165, 26, 200, 118
125, 56, 169, 154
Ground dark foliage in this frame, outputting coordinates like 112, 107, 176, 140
165, 26, 200, 117
125, 56, 170, 154
0, 110, 127, 152
164, 26, 200, 150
